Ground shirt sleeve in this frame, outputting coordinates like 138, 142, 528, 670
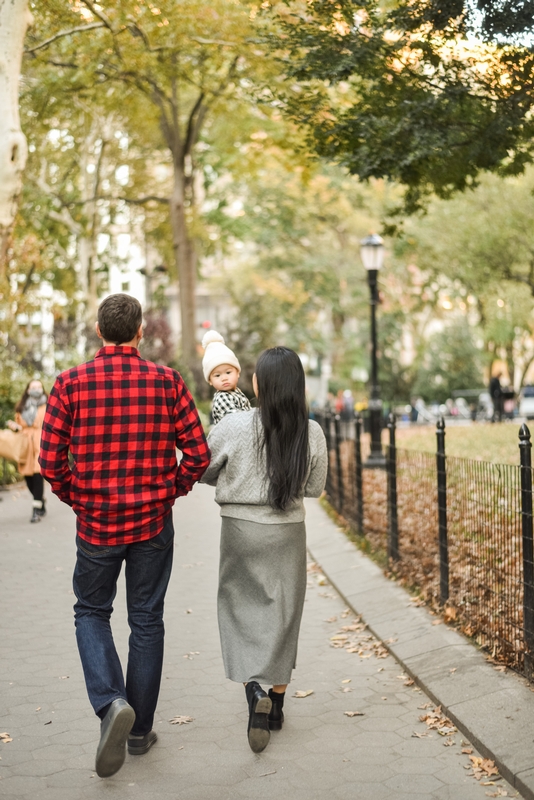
304, 423, 328, 498
200, 417, 229, 485
39, 378, 73, 506
174, 375, 211, 497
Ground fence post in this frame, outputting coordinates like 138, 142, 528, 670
519, 424, 534, 678
387, 412, 399, 561
334, 414, 344, 513
354, 415, 364, 533
436, 416, 449, 604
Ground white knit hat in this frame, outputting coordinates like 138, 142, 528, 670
201, 330, 241, 382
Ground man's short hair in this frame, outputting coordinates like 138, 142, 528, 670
98, 294, 143, 345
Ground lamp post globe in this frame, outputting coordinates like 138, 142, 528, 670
361, 234, 386, 468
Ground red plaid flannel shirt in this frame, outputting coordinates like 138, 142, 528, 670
39, 346, 210, 545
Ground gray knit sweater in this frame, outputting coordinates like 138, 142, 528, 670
201, 410, 328, 524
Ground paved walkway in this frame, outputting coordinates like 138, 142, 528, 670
0, 483, 522, 799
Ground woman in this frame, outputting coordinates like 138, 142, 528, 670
8, 379, 48, 523
202, 347, 327, 753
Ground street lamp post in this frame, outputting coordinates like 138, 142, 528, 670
361, 234, 386, 469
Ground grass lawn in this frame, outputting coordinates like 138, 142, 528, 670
391, 421, 526, 465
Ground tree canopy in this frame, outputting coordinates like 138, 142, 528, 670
268, 0, 534, 211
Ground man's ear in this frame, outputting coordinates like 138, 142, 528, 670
137, 324, 143, 343
95, 322, 103, 340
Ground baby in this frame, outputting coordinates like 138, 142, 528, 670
202, 330, 251, 424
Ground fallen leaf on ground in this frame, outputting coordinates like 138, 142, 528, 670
469, 756, 500, 781
260, 770, 277, 777
443, 738, 455, 747
325, 617, 337, 623
340, 608, 351, 618
317, 576, 327, 586
444, 606, 457, 622
342, 688, 352, 693
169, 716, 194, 725
494, 666, 506, 673
44, 721, 52, 726
0, 734, 12, 743
432, 620, 442, 626
412, 731, 430, 738
59, 676, 69, 680
418, 703, 432, 710
341, 679, 351, 684
293, 690, 314, 698
419, 706, 457, 736
404, 679, 415, 686
185, 609, 192, 614
35, 707, 41, 712
344, 711, 364, 717
462, 748, 473, 754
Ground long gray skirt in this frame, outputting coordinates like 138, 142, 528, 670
218, 516, 307, 685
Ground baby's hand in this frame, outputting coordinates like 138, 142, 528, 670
7, 420, 22, 432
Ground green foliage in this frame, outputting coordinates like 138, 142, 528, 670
412, 318, 484, 402
266, 0, 534, 212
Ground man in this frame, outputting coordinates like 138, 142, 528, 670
40, 294, 210, 778
489, 371, 503, 423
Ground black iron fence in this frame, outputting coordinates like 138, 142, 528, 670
315, 412, 534, 680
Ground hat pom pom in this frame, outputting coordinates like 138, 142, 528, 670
202, 329, 225, 349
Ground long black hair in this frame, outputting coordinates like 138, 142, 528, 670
255, 347, 309, 511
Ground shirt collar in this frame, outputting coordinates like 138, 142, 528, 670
95, 345, 141, 359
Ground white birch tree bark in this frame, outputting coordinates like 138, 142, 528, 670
0, 0, 32, 267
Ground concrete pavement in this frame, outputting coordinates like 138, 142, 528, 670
0, 482, 522, 799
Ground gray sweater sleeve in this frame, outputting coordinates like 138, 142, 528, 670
304, 421, 328, 498
200, 417, 229, 485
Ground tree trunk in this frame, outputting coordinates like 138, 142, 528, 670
0, 0, 32, 271
170, 163, 199, 386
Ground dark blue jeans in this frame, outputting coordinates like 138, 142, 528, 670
72, 513, 174, 736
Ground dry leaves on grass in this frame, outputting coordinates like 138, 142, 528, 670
0, 733, 12, 743
419, 706, 457, 737
344, 711, 364, 717
169, 716, 194, 725
293, 690, 314, 698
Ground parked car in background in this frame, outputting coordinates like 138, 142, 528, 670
519, 385, 534, 419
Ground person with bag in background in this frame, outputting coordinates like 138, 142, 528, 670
6, 379, 48, 522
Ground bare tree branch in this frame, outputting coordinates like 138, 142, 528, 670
119, 195, 170, 205
81, 1, 115, 32
191, 37, 236, 46
25, 22, 106, 54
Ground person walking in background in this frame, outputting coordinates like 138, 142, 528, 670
202, 347, 327, 754
489, 371, 503, 423
7, 379, 48, 522
39, 293, 210, 779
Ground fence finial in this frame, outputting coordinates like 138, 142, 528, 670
437, 415, 445, 432
520, 423, 531, 444
387, 411, 395, 428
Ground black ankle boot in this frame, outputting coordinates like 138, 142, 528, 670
245, 682, 272, 753
268, 689, 285, 731
37, 500, 46, 518
30, 507, 41, 524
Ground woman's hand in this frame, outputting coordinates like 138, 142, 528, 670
6, 420, 22, 432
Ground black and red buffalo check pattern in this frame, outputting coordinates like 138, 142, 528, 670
40, 346, 210, 545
